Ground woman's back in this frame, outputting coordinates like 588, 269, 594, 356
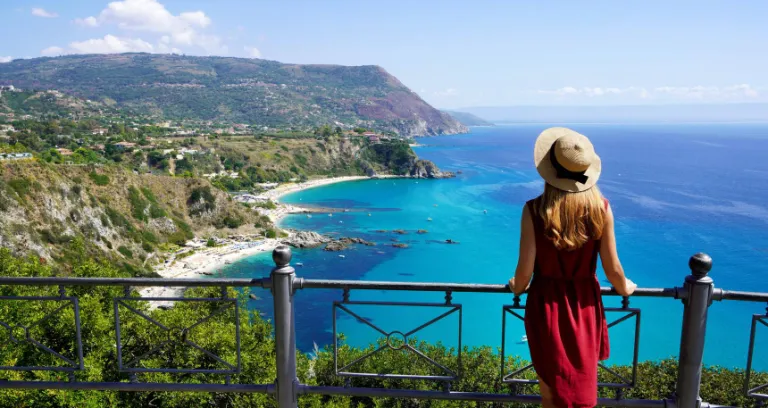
507, 127, 635, 407
524, 196, 609, 408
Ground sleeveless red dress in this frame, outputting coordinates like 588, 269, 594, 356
524, 199, 609, 408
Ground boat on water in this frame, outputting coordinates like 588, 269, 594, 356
445, 239, 460, 244
328, 213, 333, 217
338, 255, 346, 259
344, 209, 350, 212
427, 217, 433, 221
483, 209, 488, 214
307, 214, 312, 218
296, 262, 304, 267
368, 213, 371, 216
520, 335, 528, 343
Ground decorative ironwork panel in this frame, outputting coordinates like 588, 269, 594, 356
333, 299, 462, 382
0, 295, 83, 372
501, 303, 641, 390
114, 296, 241, 375
744, 314, 768, 399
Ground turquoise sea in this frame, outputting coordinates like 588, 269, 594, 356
222, 124, 768, 370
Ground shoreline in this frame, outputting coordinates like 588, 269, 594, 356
140, 175, 389, 306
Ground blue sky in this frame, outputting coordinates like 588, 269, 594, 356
1, 0, 767, 109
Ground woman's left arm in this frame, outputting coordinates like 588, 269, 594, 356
509, 205, 536, 295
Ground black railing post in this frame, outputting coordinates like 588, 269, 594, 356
272, 246, 298, 407
674, 253, 714, 408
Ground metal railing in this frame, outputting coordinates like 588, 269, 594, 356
0, 248, 766, 407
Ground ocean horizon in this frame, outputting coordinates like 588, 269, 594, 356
222, 123, 768, 370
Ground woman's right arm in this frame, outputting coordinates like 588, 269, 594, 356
599, 203, 637, 296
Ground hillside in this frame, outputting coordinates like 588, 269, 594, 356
0, 162, 261, 276
443, 110, 494, 126
0, 54, 468, 137
0, 88, 122, 121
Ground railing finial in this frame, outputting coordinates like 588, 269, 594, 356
273, 245, 292, 267
688, 252, 712, 279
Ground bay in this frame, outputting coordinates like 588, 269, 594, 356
223, 123, 768, 369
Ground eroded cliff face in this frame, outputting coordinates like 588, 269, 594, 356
0, 163, 258, 273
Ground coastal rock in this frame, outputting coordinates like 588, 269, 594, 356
392, 243, 409, 248
409, 159, 455, 179
417, 229, 428, 234
324, 241, 347, 251
393, 229, 407, 235
323, 236, 376, 251
282, 231, 332, 248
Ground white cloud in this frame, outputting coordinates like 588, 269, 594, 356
0, 56, 13, 63
32, 7, 58, 18
41, 46, 65, 56
243, 46, 261, 58
74, 16, 99, 27
537, 84, 760, 101
42, 35, 154, 56
434, 88, 458, 97
69, 35, 155, 54
75, 0, 224, 54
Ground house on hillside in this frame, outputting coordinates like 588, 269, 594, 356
56, 148, 73, 156
92, 128, 108, 136
362, 131, 377, 137
367, 135, 380, 143
0, 152, 32, 160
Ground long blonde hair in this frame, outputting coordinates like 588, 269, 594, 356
533, 183, 606, 251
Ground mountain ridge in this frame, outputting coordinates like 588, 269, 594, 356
0, 53, 468, 137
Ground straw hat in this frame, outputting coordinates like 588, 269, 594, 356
534, 127, 601, 192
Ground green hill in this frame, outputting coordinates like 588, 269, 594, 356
0, 54, 467, 137
443, 110, 494, 126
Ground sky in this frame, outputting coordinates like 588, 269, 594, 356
1, 0, 767, 109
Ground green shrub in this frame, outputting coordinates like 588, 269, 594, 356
8, 178, 31, 197
217, 215, 243, 229
206, 238, 216, 247
265, 228, 277, 238
149, 204, 166, 218
140, 187, 158, 203
141, 241, 153, 252
141, 230, 158, 244
128, 186, 148, 222
254, 200, 277, 210
89, 172, 110, 186
117, 246, 133, 259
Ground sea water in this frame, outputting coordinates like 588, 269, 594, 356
222, 124, 768, 369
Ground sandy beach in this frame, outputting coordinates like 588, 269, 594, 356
140, 175, 383, 307
139, 238, 280, 307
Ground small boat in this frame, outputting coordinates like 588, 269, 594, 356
328, 213, 333, 217
368, 213, 371, 217
338, 255, 346, 259
483, 209, 487, 214
344, 209, 350, 212
296, 262, 304, 267
427, 217, 433, 222
520, 335, 528, 343
339, 221, 343, 224
433, 204, 438, 207
306, 214, 312, 218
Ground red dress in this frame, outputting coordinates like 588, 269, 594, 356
524, 199, 609, 408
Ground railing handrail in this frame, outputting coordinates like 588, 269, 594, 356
2, 276, 767, 303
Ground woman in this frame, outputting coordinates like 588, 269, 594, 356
508, 127, 637, 408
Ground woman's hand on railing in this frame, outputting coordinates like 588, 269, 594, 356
616, 278, 637, 296
507, 277, 530, 294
